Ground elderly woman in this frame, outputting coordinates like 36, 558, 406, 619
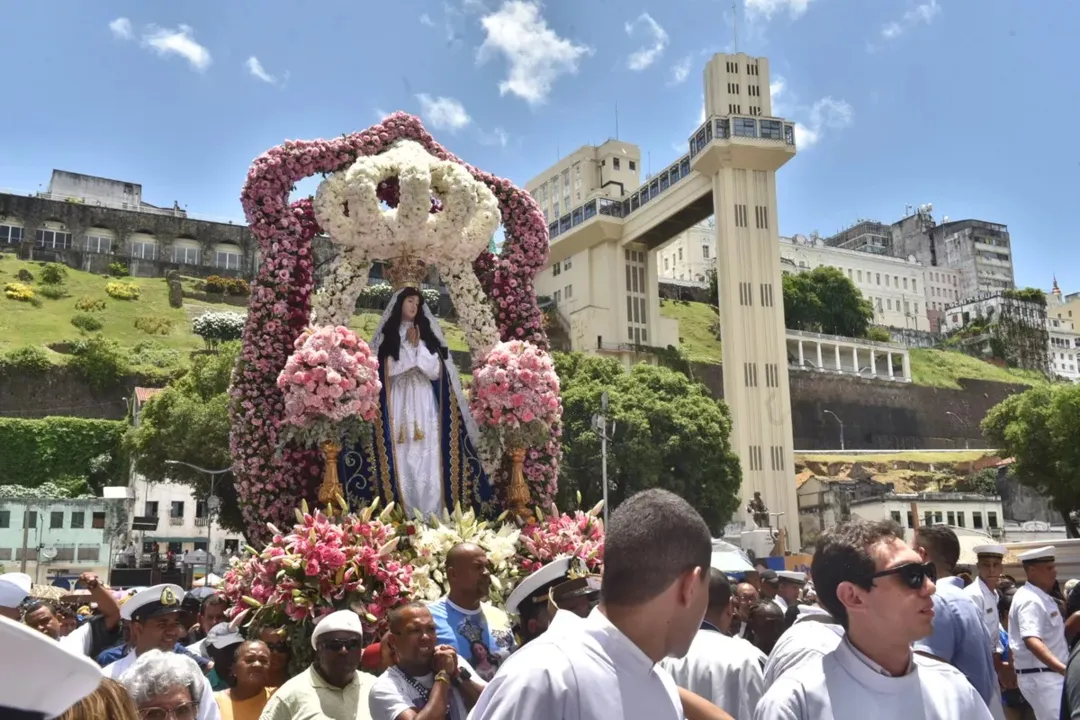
214, 640, 276, 720
119, 649, 205, 720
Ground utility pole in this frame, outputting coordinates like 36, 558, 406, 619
165, 461, 231, 577
823, 410, 845, 451
591, 392, 616, 528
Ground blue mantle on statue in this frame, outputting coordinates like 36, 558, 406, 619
340, 359, 498, 519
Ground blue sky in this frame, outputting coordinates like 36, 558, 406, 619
1, 1, 1076, 291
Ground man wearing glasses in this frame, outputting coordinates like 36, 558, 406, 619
261, 609, 377, 720
368, 602, 486, 720
753, 520, 993, 720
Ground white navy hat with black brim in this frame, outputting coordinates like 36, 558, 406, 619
972, 544, 1007, 558
505, 557, 572, 617
0, 572, 32, 609
1017, 546, 1056, 564
0, 614, 102, 719
121, 584, 185, 622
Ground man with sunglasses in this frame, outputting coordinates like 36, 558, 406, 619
1008, 546, 1068, 720
912, 525, 1003, 720
754, 520, 993, 720
369, 602, 485, 720
261, 609, 377, 720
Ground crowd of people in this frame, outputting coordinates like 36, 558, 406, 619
5, 488, 1080, 719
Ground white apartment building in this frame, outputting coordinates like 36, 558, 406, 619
779, 235, 926, 331
658, 219, 714, 282
0, 498, 122, 585
1047, 315, 1079, 381
851, 492, 1004, 537
529, 141, 643, 227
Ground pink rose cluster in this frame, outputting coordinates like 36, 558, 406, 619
231, 112, 559, 544
518, 510, 605, 576
471, 340, 561, 439
222, 506, 413, 641
277, 325, 381, 428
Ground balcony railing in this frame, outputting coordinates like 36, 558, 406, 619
169, 516, 184, 526
194, 517, 209, 527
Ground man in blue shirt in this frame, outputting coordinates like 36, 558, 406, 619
427, 542, 516, 681
913, 525, 1004, 720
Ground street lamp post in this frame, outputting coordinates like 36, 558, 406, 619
591, 391, 616, 529
945, 411, 970, 450
164, 460, 231, 576
822, 410, 845, 451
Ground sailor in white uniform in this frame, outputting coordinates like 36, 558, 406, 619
0, 614, 103, 719
754, 519, 993, 720
773, 571, 806, 614
662, 569, 765, 720
102, 584, 221, 720
761, 602, 844, 691
1008, 546, 1068, 720
965, 544, 1005, 652
0, 571, 31, 620
468, 489, 713, 720
504, 556, 597, 646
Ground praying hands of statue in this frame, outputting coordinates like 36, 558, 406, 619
407, 326, 420, 347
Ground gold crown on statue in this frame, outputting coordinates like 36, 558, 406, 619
385, 254, 429, 290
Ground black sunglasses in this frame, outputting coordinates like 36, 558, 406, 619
319, 638, 363, 653
871, 561, 936, 590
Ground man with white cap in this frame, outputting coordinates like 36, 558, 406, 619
102, 583, 221, 720
261, 608, 377, 720
773, 571, 805, 614
0, 614, 103, 719
966, 544, 1006, 651
1008, 546, 1068, 720
0, 571, 31, 620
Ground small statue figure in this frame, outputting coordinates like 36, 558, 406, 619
166, 270, 183, 308
747, 491, 770, 528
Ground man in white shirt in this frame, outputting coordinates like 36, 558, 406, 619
1008, 546, 1069, 720
0, 571, 31, 620
966, 544, 1005, 651
369, 602, 486, 720
754, 519, 993, 720
467, 488, 713, 720
662, 569, 765, 720
761, 601, 844, 691
102, 584, 220, 720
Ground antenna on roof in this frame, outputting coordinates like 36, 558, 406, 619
732, 2, 738, 53
615, 101, 620, 140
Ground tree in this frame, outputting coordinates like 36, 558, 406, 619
555, 352, 742, 532
782, 266, 874, 338
982, 383, 1080, 537
125, 343, 244, 533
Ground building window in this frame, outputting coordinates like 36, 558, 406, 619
195, 500, 208, 519
50, 511, 64, 529
170, 501, 185, 518
70, 511, 85, 528
891, 511, 902, 524
565, 284, 573, 299
733, 118, 757, 138
760, 120, 782, 139
664, 258, 669, 270
629, 160, 636, 171
0, 511, 8, 529
946, 511, 955, 526
130, 240, 158, 260
214, 250, 242, 270
956, 512, 965, 528
876, 273, 881, 285
702, 245, 710, 259
84, 235, 113, 254
972, 512, 983, 529
613, 158, 621, 170
678, 248, 683, 261
554, 290, 562, 303
552, 263, 561, 277
25, 511, 38, 528
35, 229, 73, 249
0, 224, 23, 245
755, 206, 769, 229
145, 501, 159, 517
563, 257, 572, 270
934, 511, 943, 523
988, 512, 998, 529
92, 512, 105, 529
906, 511, 914, 528
173, 246, 201, 265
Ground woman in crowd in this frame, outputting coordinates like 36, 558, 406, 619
119, 649, 205, 720
258, 627, 291, 686
55, 678, 139, 720
214, 639, 276, 720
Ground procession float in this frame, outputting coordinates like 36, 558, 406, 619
221, 113, 604, 665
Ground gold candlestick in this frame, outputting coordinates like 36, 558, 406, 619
318, 441, 344, 510
507, 447, 533, 524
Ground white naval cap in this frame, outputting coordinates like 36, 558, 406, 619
0, 614, 102, 718
972, 544, 1007, 558
311, 609, 364, 650
121, 583, 185, 621
505, 556, 572, 616
777, 571, 808, 584
1017, 546, 1056, 564
0, 572, 32, 609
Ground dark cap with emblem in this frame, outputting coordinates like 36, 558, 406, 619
122, 583, 185, 622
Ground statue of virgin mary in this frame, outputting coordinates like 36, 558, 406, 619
340, 271, 497, 520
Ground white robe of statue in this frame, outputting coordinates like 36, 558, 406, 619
388, 320, 444, 518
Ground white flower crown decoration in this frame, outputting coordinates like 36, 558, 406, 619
313, 140, 501, 268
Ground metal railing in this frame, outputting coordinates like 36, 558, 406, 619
169, 516, 184, 526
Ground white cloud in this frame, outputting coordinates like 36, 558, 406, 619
477, 0, 593, 106
420, 13, 435, 27
416, 94, 472, 131
246, 57, 277, 84
878, 0, 941, 41
478, 127, 510, 148
744, 0, 813, 22
670, 56, 691, 85
109, 17, 133, 40
142, 24, 212, 72
768, 76, 851, 149
625, 13, 669, 72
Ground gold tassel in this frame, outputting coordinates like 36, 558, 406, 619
414, 422, 424, 441
398, 423, 406, 444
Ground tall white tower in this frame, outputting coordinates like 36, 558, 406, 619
691, 53, 799, 543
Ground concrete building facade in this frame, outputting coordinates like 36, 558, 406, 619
0, 498, 124, 584
531, 52, 802, 543
1, 170, 255, 279
657, 219, 715, 282
850, 491, 1004, 537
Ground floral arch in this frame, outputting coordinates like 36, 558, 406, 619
230, 113, 559, 544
